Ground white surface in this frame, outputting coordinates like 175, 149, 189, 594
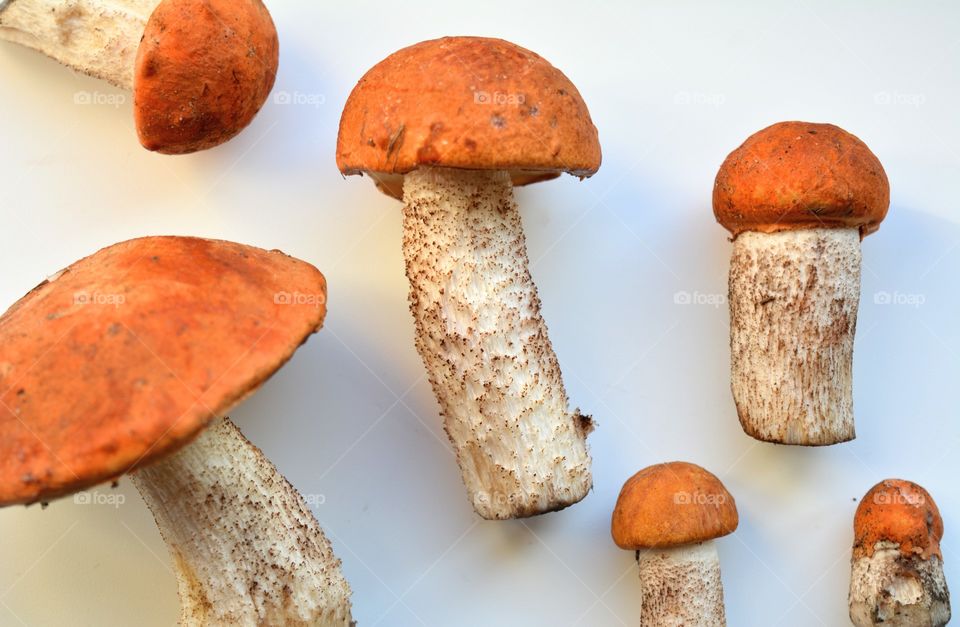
0, 1, 957, 625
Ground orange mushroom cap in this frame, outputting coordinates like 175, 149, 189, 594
853, 479, 943, 560
336, 36, 602, 199
713, 121, 889, 238
134, 0, 279, 154
0, 236, 326, 506
611, 462, 739, 550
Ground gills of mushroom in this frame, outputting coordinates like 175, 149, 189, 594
337, 36, 603, 519
132, 418, 351, 626
0, 0, 278, 153
612, 462, 738, 626
849, 479, 951, 627
713, 121, 890, 446
0, 237, 352, 625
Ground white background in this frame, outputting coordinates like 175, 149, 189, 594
1, 1, 958, 625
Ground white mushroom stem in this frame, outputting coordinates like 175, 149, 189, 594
0, 0, 158, 88
728, 228, 862, 445
130, 417, 352, 627
402, 166, 593, 520
637, 541, 727, 626
849, 541, 951, 627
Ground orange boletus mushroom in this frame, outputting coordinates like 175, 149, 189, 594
0, 237, 352, 625
0, 0, 278, 154
850, 479, 950, 626
612, 462, 738, 626
337, 36, 601, 520
713, 121, 890, 446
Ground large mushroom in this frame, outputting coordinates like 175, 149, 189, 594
850, 479, 951, 626
0, 236, 352, 625
336, 36, 601, 520
0, 0, 278, 154
611, 461, 738, 626
713, 121, 890, 445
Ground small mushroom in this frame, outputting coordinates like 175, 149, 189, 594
0, 236, 352, 625
336, 36, 602, 520
713, 121, 890, 445
850, 479, 951, 627
0, 0, 278, 153
611, 462, 738, 626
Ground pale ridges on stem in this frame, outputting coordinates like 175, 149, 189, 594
0, 0, 158, 88
729, 228, 861, 445
402, 167, 592, 520
638, 542, 726, 627
132, 418, 353, 627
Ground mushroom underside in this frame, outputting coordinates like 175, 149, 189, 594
401, 166, 592, 520
728, 227, 862, 445
0, 0, 157, 88
637, 541, 726, 627
849, 541, 951, 627
131, 417, 352, 627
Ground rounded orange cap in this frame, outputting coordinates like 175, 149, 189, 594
134, 0, 279, 154
713, 121, 889, 238
0, 236, 326, 506
336, 36, 601, 198
611, 461, 739, 550
853, 479, 943, 560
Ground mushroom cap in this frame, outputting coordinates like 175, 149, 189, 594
0, 236, 326, 506
611, 462, 738, 550
713, 121, 889, 238
336, 36, 602, 199
853, 479, 943, 560
133, 0, 279, 155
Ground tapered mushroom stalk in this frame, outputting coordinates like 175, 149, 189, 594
132, 418, 351, 625
0, 237, 352, 625
612, 462, 738, 626
714, 121, 890, 445
337, 36, 603, 519
850, 479, 950, 627
0, 0, 278, 153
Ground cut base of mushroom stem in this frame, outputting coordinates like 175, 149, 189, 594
638, 541, 726, 626
402, 166, 592, 520
729, 228, 861, 445
0, 0, 157, 88
849, 541, 951, 627
131, 417, 353, 626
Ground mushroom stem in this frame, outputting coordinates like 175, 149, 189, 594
849, 541, 951, 627
131, 417, 352, 626
728, 228, 861, 445
638, 541, 726, 626
402, 166, 592, 520
0, 0, 157, 88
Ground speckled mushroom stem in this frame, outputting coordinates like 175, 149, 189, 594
131, 418, 353, 627
849, 541, 950, 627
728, 228, 861, 445
638, 542, 726, 626
401, 166, 593, 520
0, 0, 158, 88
